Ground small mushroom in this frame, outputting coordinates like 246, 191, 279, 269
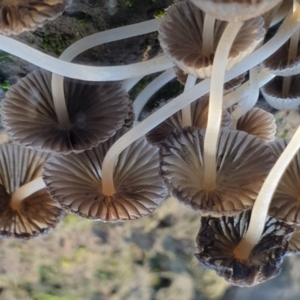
0, 0, 70, 35
0, 143, 63, 239
195, 210, 294, 286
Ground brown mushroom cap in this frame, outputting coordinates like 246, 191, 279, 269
146, 96, 232, 146
43, 128, 168, 221
159, 127, 275, 216
159, 1, 265, 78
236, 107, 276, 142
288, 226, 300, 254
0, 143, 63, 239
268, 139, 300, 225
1, 69, 132, 155
188, 0, 282, 22
260, 75, 300, 110
195, 210, 294, 287
0, 0, 70, 36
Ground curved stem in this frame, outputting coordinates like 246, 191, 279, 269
123, 76, 144, 92
133, 68, 176, 121
203, 21, 243, 191
181, 74, 197, 127
202, 14, 216, 56
234, 125, 300, 260
10, 177, 45, 210
231, 66, 259, 129
100, 6, 300, 195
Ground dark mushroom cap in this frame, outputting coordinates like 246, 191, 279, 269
260, 75, 300, 110
146, 96, 232, 146
195, 210, 294, 287
159, 1, 265, 78
0, 143, 63, 239
0, 0, 70, 35
188, 0, 282, 21
43, 128, 168, 221
236, 107, 276, 142
268, 139, 300, 225
159, 127, 275, 216
1, 69, 132, 155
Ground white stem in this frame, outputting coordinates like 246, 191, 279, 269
202, 14, 216, 56
123, 76, 144, 92
133, 68, 176, 121
234, 125, 300, 259
10, 177, 45, 210
224, 69, 274, 108
100, 6, 300, 196
181, 74, 197, 127
203, 21, 243, 190
231, 67, 259, 129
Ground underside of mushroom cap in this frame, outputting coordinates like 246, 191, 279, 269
263, 40, 300, 77
0, 0, 70, 36
146, 96, 232, 146
160, 127, 275, 216
268, 139, 300, 225
43, 128, 168, 221
236, 107, 276, 142
0, 143, 63, 239
288, 226, 300, 254
261, 75, 300, 110
159, 1, 265, 78
195, 210, 294, 287
188, 0, 282, 22
1, 69, 132, 155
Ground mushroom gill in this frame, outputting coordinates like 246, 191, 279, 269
195, 210, 294, 287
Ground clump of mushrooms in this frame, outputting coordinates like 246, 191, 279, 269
1, 0, 300, 287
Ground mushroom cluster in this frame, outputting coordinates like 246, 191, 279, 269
1, 0, 300, 287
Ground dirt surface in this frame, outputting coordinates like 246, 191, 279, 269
1, 0, 300, 300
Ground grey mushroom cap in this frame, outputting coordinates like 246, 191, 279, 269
0, 0, 70, 35
195, 210, 294, 287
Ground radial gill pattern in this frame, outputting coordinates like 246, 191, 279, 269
160, 127, 275, 216
0, 0, 70, 35
43, 128, 168, 221
1, 69, 132, 155
0, 144, 63, 239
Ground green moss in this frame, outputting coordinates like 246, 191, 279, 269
32, 293, 82, 300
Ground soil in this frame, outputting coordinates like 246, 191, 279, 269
1, 1, 300, 300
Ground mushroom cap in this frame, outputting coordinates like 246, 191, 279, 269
159, 1, 265, 78
0, 143, 63, 239
236, 107, 276, 142
0, 0, 70, 36
260, 75, 300, 110
159, 127, 275, 216
1, 69, 132, 155
268, 139, 300, 225
146, 96, 232, 146
43, 128, 168, 221
188, 0, 282, 22
288, 226, 300, 254
195, 210, 293, 287
263, 40, 300, 77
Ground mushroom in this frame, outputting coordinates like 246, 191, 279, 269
1, 69, 133, 155
0, 0, 70, 35
0, 143, 63, 239
195, 210, 294, 286
43, 128, 168, 221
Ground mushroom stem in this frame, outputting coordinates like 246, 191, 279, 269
282, 0, 299, 96
203, 21, 243, 190
231, 66, 259, 129
202, 14, 216, 56
101, 7, 300, 196
181, 74, 197, 127
234, 125, 300, 260
133, 68, 176, 121
10, 177, 45, 210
